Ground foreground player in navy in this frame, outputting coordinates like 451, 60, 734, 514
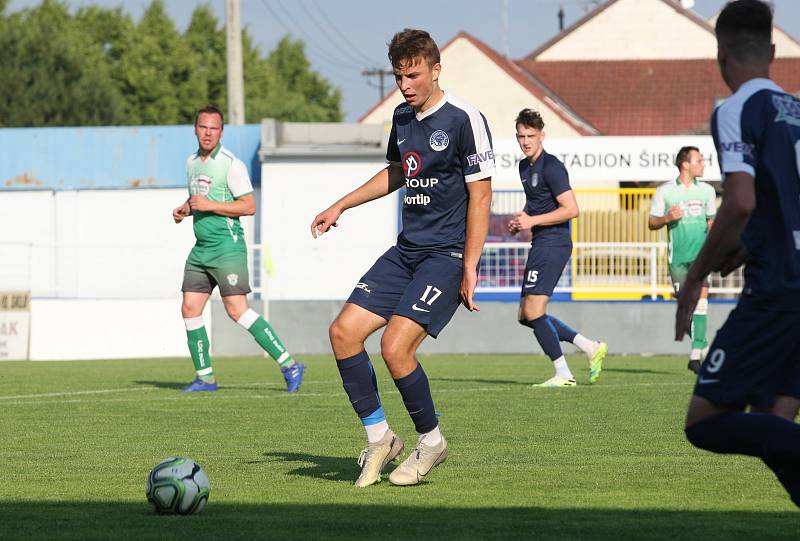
676, 0, 800, 507
509, 109, 607, 387
310, 29, 494, 487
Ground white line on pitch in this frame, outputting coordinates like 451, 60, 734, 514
0, 380, 693, 406
0, 380, 335, 401
0, 387, 160, 400
0, 377, 693, 403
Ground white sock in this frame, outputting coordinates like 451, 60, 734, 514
422, 425, 443, 447
553, 356, 573, 379
573, 334, 596, 355
365, 421, 389, 444
690, 348, 702, 361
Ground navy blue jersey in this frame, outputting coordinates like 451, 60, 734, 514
386, 94, 495, 255
711, 78, 800, 307
519, 150, 572, 247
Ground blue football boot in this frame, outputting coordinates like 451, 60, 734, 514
182, 378, 218, 393
281, 363, 305, 393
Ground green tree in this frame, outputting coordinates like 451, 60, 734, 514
246, 37, 343, 123
115, 0, 205, 124
0, 0, 343, 126
183, 4, 227, 114
0, 0, 127, 127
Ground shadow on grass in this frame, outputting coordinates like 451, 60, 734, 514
602, 367, 673, 375
248, 452, 355, 482
133, 381, 286, 393
0, 501, 795, 541
429, 377, 530, 386
134, 380, 187, 390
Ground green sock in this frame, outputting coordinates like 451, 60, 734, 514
691, 313, 708, 350
185, 318, 214, 382
238, 309, 295, 367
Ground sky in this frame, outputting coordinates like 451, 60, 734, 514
7, 0, 800, 121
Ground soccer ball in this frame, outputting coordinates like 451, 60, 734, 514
146, 457, 210, 515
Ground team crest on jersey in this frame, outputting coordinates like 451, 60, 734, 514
772, 94, 800, 127
227, 274, 238, 286
530, 173, 539, 187
403, 152, 422, 177
190, 174, 212, 196
685, 200, 703, 217
429, 130, 449, 151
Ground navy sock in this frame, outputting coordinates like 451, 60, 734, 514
685, 412, 800, 506
393, 363, 438, 434
527, 315, 563, 361
548, 316, 578, 343
336, 351, 381, 420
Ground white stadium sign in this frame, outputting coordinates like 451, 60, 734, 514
0, 291, 31, 361
491, 136, 720, 187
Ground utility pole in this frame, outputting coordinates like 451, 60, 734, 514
225, 0, 245, 125
502, 0, 509, 57
362, 68, 395, 101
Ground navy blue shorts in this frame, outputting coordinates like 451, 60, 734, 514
346, 246, 464, 338
693, 296, 800, 408
520, 245, 571, 297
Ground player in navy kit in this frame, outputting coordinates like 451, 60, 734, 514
676, 0, 800, 506
310, 29, 494, 487
509, 109, 607, 387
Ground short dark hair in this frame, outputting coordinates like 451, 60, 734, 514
715, 0, 773, 65
388, 29, 440, 69
675, 146, 700, 169
195, 104, 224, 126
515, 108, 545, 130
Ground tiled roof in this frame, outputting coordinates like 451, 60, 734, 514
517, 58, 800, 135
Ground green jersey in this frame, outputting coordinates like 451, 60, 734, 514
650, 178, 716, 265
186, 144, 253, 265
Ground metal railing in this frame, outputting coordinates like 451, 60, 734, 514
477, 241, 743, 299
480, 188, 740, 300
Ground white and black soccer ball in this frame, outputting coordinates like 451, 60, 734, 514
146, 457, 210, 515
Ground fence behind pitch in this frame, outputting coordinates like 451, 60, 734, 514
479, 188, 742, 300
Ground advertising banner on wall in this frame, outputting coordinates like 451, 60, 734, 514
491, 135, 719, 188
0, 291, 30, 360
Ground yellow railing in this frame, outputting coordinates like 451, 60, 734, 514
571, 188, 670, 299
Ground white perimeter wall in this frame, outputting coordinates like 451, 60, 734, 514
28, 298, 203, 360
261, 159, 398, 300
0, 188, 220, 360
0, 188, 204, 297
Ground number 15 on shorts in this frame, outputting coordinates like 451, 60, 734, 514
526, 270, 538, 285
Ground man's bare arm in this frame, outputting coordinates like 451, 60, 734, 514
461, 179, 492, 312
189, 193, 256, 217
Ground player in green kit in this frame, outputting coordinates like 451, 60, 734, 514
172, 104, 304, 393
649, 146, 716, 374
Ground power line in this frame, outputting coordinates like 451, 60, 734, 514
297, 0, 373, 68
308, 0, 380, 66
272, 0, 365, 70
257, 0, 362, 71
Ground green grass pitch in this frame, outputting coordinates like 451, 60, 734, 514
1, 355, 797, 540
